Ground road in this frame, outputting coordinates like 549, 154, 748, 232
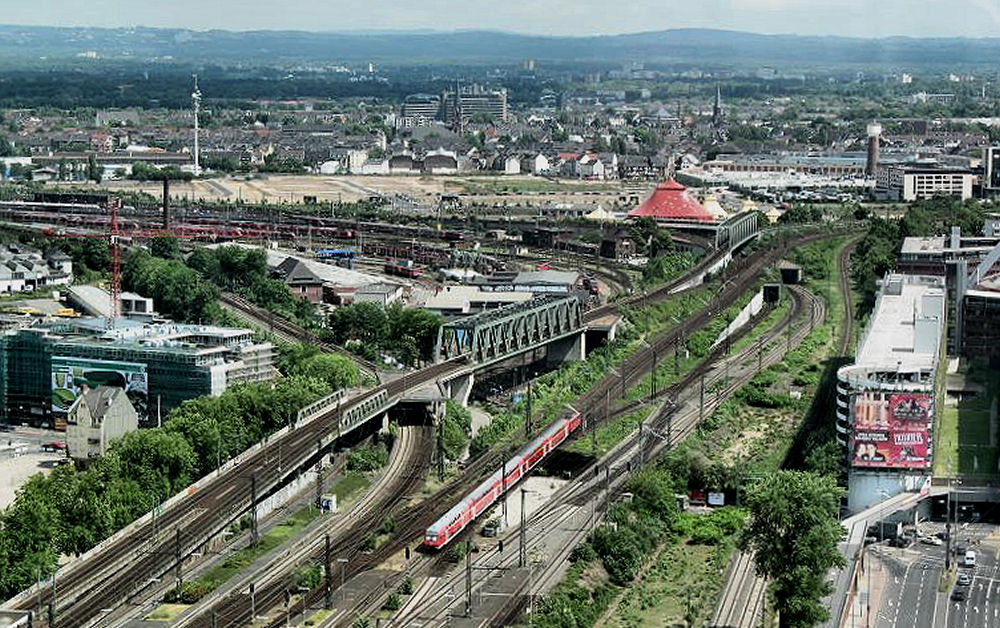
863, 523, 1000, 628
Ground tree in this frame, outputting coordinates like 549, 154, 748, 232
739, 471, 846, 628
288, 353, 360, 391
150, 236, 180, 260
87, 154, 102, 183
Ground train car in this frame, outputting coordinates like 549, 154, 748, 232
384, 260, 423, 279
424, 411, 583, 549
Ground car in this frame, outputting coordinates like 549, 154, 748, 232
957, 573, 973, 586
42, 441, 66, 452
921, 536, 944, 546
952, 587, 968, 602
935, 531, 948, 540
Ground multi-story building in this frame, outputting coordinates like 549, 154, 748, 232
445, 85, 508, 124
401, 94, 442, 121
0, 319, 275, 429
876, 165, 974, 201
836, 273, 946, 512
0, 245, 73, 295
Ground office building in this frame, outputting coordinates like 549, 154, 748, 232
876, 165, 974, 201
445, 85, 508, 124
1, 319, 275, 428
401, 94, 442, 120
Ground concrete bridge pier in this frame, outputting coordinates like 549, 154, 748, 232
442, 371, 475, 407
546, 332, 586, 368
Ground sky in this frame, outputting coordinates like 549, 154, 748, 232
3, 0, 1000, 38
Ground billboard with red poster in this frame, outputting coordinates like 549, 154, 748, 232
850, 392, 934, 470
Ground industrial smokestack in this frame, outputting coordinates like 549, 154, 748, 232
866, 122, 882, 176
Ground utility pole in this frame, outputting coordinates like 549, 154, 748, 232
638, 423, 645, 466
650, 348, 657, 400
525, 378, 533, 437
674, 335, 681, 377
520, 489, 527, 568
604, 466, 611, 514
249, 582, 256, 622
175, 528, 183, 588
49, 571, 56, 628
325, 534, 333, 610
251, 474, 259, 546
315, 439, 324, 510
465, 540, 473, 616
945, 480, 952, 571
699, 374, 705, 423
436, 417, 445, 482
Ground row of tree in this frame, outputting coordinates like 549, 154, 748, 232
323, 302, 443, 367
187, 245, 317, 327
0, 363, 354, 598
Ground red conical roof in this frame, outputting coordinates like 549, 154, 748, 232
628, 178, 717, 223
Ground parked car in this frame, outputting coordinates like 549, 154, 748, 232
921, 536, 943, 546
42, 441, 66, 452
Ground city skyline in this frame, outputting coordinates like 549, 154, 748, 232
3, 0, 1000, 39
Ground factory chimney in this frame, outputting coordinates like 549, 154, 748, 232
866, 122, 882, 176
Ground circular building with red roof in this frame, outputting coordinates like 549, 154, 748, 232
627, 179, 718, 224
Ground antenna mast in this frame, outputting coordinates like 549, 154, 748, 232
192, 75, 202, 176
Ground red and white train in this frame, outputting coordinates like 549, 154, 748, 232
424, 411, 583, 549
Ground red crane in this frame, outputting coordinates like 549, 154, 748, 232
107, 196, 122, 329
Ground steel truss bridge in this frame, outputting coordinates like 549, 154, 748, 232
435, 295, 584, 364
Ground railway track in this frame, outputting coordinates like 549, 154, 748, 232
5, 219, 849, 627
709, 238, 857, 628
377, 285, 824, 628
219, 293, 381, 378
8, 357, 465, 628
180, 424, 433, 628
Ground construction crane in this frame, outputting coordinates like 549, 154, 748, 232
107, 195, 122, 328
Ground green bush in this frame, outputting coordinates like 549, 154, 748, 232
382, 592, 402, 611
347, 442, 389, 473
397, 574, 414, 596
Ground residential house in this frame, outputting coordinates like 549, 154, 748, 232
274, 257, 326, 304
66, 386, 139, 461
502, 155, 521, 175
520, 153, 550, 175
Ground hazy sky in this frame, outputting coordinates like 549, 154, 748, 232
4, 0, 1000, 38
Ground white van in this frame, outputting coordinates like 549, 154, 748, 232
964, 550, 977, 568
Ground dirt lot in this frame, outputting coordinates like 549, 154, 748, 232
0, 448, 65, 508
61, 174, 641, 209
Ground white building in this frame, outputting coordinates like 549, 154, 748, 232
836, 273, 945, 512
876, 165, 974, 201
66, 386, 139, 460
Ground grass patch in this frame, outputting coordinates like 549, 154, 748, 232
608, 541, 731, 628
331, 471, 370, 505
937, 367, 1000, 478
165, 506, 320, 604
302, 608, 333, 626
565, 409, 651, 457
145, 604, 189, 622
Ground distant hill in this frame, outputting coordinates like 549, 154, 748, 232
0, 24, 997, 67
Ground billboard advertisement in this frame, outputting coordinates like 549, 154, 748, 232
51, 356, 149, 422
851, 392, 933, 470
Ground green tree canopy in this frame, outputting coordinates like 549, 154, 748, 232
739, 471, 846, 628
